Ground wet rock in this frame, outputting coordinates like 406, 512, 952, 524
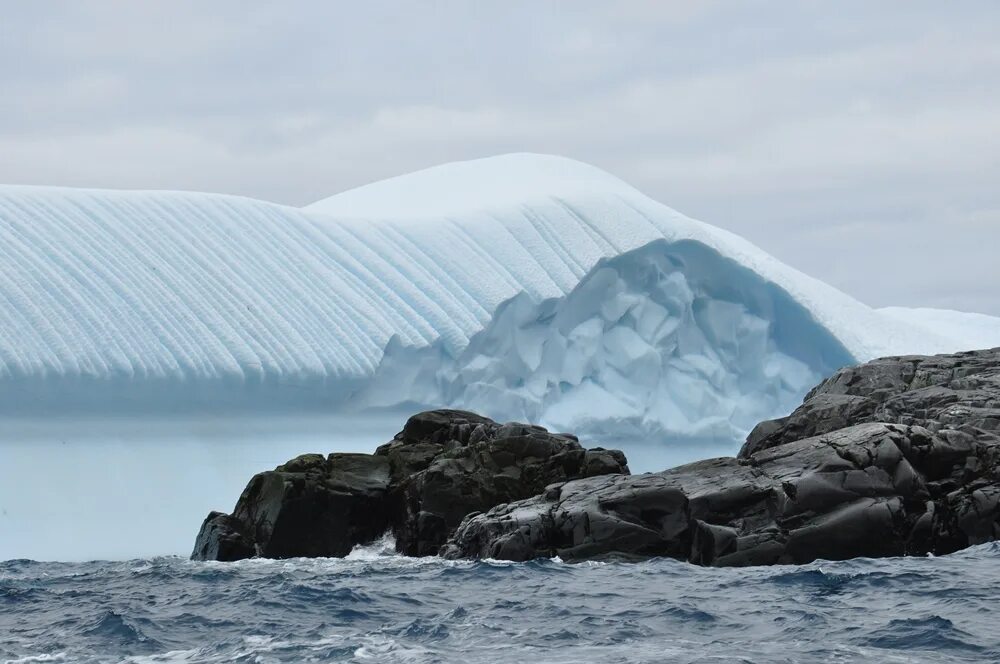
191, 410, 628, 560
445, 349, 1000, 565
380, 416, 628, 556
191, 512, 253, 562
218, 452, 393, 559
740, 348, 1000, 457
196, 349, 1000, 566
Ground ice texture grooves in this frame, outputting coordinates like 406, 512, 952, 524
0, 154, 996, 416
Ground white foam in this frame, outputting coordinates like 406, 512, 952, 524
345, 532, 399, 561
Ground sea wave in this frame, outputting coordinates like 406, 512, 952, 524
2, 544, 999, 663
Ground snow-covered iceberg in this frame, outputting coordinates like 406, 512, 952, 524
0, 154, 996, 440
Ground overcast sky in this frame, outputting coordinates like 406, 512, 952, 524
2, 2, 998, 314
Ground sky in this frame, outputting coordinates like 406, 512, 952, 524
2, 1, 998, 314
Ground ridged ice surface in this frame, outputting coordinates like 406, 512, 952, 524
0, 154, 996, 419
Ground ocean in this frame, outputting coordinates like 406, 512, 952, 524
3, 536, 999, 663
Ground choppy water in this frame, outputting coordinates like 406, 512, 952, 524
3, 536, 999, 664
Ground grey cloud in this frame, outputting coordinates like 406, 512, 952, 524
1, 1, 998, 314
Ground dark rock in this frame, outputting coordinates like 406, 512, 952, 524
191, 410, 628, 560
390, 409, 496, 447
444, 349, 1000, 565
379, 415, 630, 556
740, 348, 1000, 457
742, 394, 877, 457
196, 349, 1000, 566
229, 452, 392, 559
191, 512, 253, 562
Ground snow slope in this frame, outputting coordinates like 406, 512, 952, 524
0, 154, 997, 438
305, 154, 967, 362
878, 307, 1000, 353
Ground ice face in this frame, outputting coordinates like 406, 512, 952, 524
359, 239, 855, 441
0, 154, 996, 434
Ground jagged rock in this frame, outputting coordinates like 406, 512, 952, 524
387, 417, 628, 556
741, 348, 1000, 457
203, 452, 393, 559
196, 350, 1000, 566
191, 512, 253, 562
191, 410, 628, 560
444, 349, 1000, 565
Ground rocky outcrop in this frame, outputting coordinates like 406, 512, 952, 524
443, 348, 1000, 565
191, 452, 393, 560
195, 350, 1000, 566
191, 410, 628, 560
740, 348, 1000, 457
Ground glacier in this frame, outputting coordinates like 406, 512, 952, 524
0, 153, 998, 440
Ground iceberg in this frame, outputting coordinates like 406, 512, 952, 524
361, 239, 855, 440
0, 153, 996, 439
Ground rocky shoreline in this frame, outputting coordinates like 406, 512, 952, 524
193, 348, 1000, 566
191, 410, 627, 561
